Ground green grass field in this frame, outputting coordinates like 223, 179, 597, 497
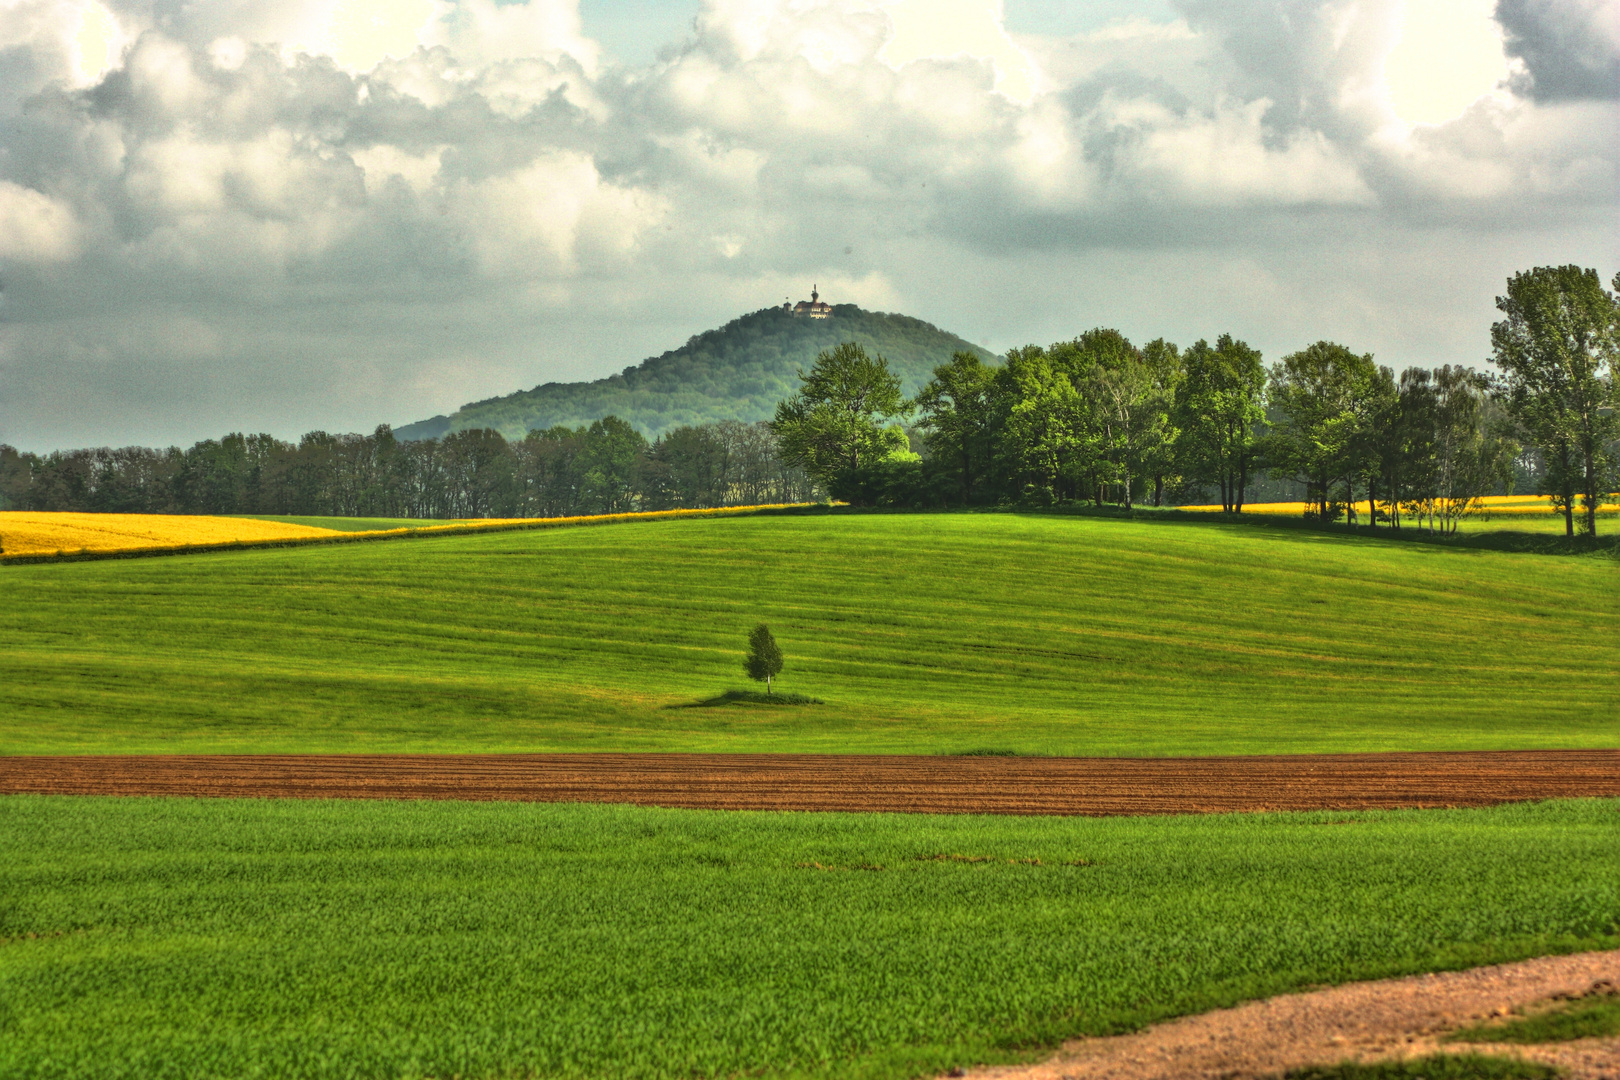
2, 511, 1616, 755
1286, 1057, 1560, 1079
2, 796, 1615, 1080
1469, 513, 1620, 535
1447, 989, 1620, 1044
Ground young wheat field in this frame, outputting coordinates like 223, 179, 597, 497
2, 795, 1615, 1080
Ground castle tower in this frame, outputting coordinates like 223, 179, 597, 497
792, 284, 832, 319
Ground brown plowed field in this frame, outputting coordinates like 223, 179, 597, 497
1, 750, 1615, 814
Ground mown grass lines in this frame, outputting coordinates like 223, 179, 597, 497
1, 512, 1614, 755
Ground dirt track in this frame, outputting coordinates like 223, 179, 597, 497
1, 750, 1614, 814
959, 948, 1620, 1080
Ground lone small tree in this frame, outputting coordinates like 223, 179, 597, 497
744, 624, 784, 694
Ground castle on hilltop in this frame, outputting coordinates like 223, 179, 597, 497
784, 285, 832, 318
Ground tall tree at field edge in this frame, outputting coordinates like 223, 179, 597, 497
771, 343, 908, 503
1490, 266, 1618, 537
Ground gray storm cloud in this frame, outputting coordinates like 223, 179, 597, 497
1498, 0, 1620, 100
0, 0, 1615, 450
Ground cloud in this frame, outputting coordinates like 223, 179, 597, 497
1385, 0, 1513, 126
456, 150, 667, 274
0, 181, 83, 262
0, 0, 137, 109
1113, 97, 1374, 206
1497, 0, 1620, 100
320, 0, 437, 71
879, 0, 1037, 101
1168, 0, 1368, 130
427, 0, 600, 73
0, 0, 1614, 450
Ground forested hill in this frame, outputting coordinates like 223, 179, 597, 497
395, 305, 996, 441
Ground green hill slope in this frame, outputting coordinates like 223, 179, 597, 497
395, 305, 995, 440
4, 511, 1615, 756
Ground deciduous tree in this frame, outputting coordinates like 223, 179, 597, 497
1264, 342, 1380, 520
1490, 265, 1618, 536
1001, 347, 1085, 503
1175, 335, 1265, 512
1077, 332, 1177, 510
744, 624, 784, 694
772, 343, 908, 502
576, 417, 649, 514
1138, 338, 1185, 507
914, 351, 999, 505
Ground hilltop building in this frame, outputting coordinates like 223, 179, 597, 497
785, 285, 832, 318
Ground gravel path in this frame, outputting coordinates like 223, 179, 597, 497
957, 950, 1620, 1079
1, 750, 1615, 814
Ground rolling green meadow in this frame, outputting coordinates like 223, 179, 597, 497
1, 510, 1616, 756
4, 510, 1618, 1080
2, 796, 1617, 1080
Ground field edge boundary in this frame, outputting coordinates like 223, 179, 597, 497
0, 502, 831, 566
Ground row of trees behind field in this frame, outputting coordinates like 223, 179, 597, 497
0, 419, 816, 520
774, 266, 1618, 536
3, 265, 1613, 534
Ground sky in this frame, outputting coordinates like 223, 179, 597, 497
0, 0, 1616, 450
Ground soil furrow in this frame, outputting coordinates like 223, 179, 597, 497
1, 750, 1614, 814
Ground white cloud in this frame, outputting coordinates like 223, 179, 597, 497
1119, 96, 1375, 206
427, 0, 600, 74
125, 32, 210, 114
1385, 0, 1513, 126
0, 0, 1613, 449
698, 0, 888, 67
457, 152, 667, 276
351, 145, 445, 194
208, 36, 249, 71
0, 0, 135, 96
70, 0, 128, 84
326, 0, 437, 70
1373, 95, 1620, 201
265, 0, 436, 72
1016, 16, 1211, 110
1005, 97, 1089, 202
0, 181, 83, 262
879, 0, 1038, 101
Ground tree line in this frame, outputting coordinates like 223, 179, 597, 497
773, 265, 1618, 536
4, 265, 1612, 534
0, 418, 817, 519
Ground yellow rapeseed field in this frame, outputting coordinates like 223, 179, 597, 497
0, 513, 344, 557
0, 504, 817, 560
1179, 500, 1317, 516
1466, 494, 1619, 517
1179, 495, 1618, 518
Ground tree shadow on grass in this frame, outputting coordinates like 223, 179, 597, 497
856, 504, 1620, 559
945, 747, 1041, 757
666, 689, 824, 709
1161, 511, 1620, 558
